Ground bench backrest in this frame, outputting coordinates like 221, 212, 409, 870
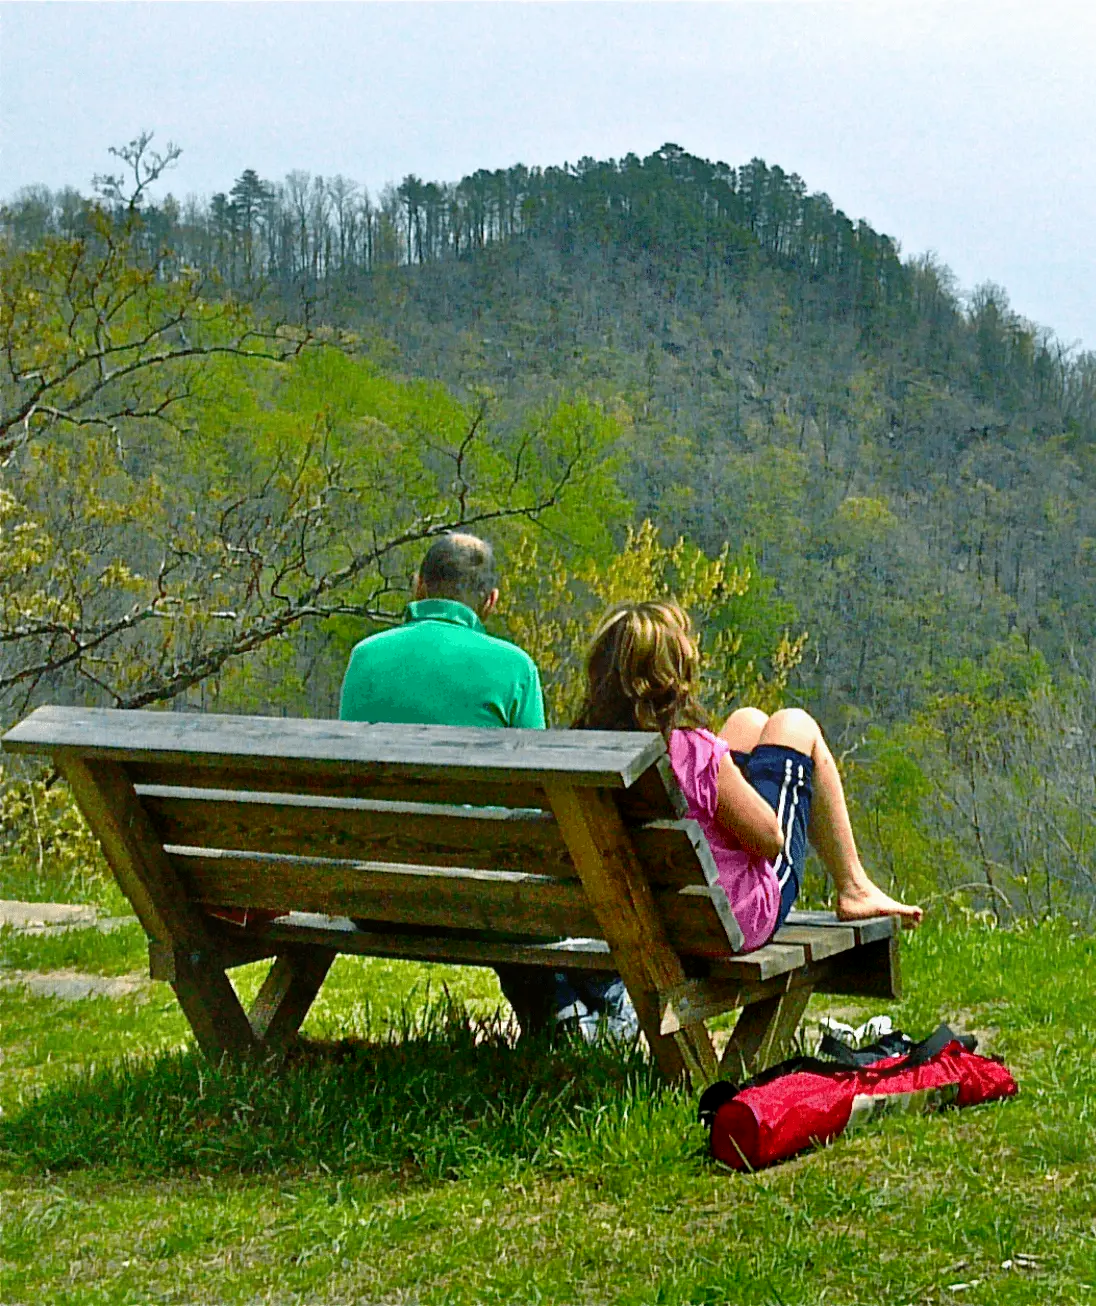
2, 706, 746, 956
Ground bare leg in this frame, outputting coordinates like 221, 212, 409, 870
718, 707, 768, 753
745, 707, 923, 928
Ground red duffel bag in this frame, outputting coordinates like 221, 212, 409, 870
699, 1024, 1017, 1171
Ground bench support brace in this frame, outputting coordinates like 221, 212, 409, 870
720, 983, 814, 1081
248, 946, 336, 1048
545, 782, 719, 1086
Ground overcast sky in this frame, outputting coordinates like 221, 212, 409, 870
2, 1, 1094, 351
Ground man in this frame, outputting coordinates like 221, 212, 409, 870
340, 533, 633, 1040
339, 532, 544, 729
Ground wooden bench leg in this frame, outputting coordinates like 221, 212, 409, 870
248, 946, 335, 1050
721, 984, 814, 1082
545, 783, 719, 1087
149, 940, 257, 1059
62, 757, 259, 1062
170, 950, 261, 1060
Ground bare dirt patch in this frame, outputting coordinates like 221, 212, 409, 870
0, 969, 150, 1001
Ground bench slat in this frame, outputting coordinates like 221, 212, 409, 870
126, 761, 683, 827
772, 924, 856, 960
141, 789, 574, 876
208, 915, 812, 989
172, 852, 742, 956
3, 707, 668, 789
784, 910, 895, 945
221, 918, 622, 973
707, 942, 808, 982
138, 787, 723, 890
127, 761, 550, 813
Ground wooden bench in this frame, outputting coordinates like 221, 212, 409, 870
2, 706, 899, 1086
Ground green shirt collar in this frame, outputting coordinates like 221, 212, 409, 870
403, 599, 485, 633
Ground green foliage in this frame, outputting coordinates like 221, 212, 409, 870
501, 519, 806, 725
848, 649, 1096, 922
0, 207, 628, 723
0, 766, 117, 908
0, 205, 288, 459
5, 148, 1096, 924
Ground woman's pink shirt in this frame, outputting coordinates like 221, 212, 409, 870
667, 727, 780, 952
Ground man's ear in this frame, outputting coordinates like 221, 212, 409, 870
480, 588, 500, 617
412, 574, 428, 601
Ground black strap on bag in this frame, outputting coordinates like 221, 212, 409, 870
698, 1024, 976, 1128
818, 1028, 913, 1066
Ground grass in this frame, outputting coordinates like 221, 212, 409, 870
1, 920, 1094, 1304
0, 851, 131, 917
0, 920, 148, 976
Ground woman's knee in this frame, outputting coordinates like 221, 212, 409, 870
760, 707, 821, 753
718, 706, 768, 751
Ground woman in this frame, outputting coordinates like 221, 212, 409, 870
574, 601, 923, 952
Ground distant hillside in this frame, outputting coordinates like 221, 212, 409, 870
8, 144, 1095, 724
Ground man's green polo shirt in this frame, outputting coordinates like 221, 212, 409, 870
339, 599, 546, 729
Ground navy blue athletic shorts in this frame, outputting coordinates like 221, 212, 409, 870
732, 743, 814, 928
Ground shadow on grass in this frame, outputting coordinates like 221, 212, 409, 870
0, 997, 664, 1179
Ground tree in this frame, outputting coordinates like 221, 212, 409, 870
229, 169, 273, 281
0, 207, 300, 464
0, 215, 621, 725
91, 130, 181, 213
502, 520, 806, 726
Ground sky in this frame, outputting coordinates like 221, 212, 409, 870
2, 1, 1094, 351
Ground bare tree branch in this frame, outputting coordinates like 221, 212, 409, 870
92, 131, 182, 213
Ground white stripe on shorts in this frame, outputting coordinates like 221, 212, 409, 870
774, 761, 806, 888
771, 757, 794, 883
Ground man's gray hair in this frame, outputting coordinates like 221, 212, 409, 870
418, 533, 497, 608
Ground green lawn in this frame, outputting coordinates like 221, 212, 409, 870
1, 920, 1094, 1305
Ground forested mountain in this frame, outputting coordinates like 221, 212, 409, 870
4, 142, 1095, 919
15, 143, 1087, 721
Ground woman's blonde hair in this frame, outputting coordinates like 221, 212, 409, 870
573, 600, 711, 737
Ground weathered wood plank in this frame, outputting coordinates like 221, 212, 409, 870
128, 760, 691, 827
141, 788, 574, 876
141, 788, 726, 882
255, 919, 620, 971
659, 978, 746, 1035
247, 946, 335, 1048
146, 791, 725, 893
128, 761, 549, 812
176, 851, 585, 935
204, 920, 899, 1002
3, 707, 669, 793
784, 910, 895, 945
58, 758, 205, 949
57, 757, 256, 1059
772, 924, 856, 961
616, 754, 688, 822
706, 942, 808, 983
843, 916, 897, 945
169, 851, 743, 955
545, 782, 719, 1086
721, 984, 815, 1080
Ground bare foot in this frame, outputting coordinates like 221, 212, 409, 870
836, 880, 923, 929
